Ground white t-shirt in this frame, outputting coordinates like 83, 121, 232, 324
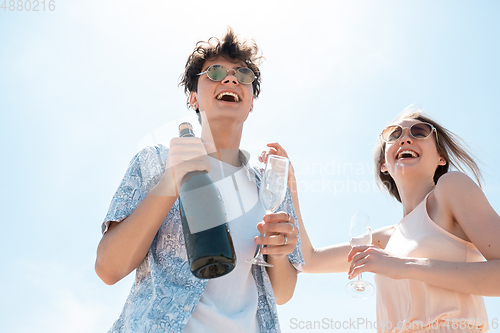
183, 156, 264, 333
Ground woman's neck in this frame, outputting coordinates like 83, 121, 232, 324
395, 175, 436, 216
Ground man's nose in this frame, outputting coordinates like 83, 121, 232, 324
222, 69, 239, 85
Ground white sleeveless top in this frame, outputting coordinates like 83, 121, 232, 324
374, 191, 489, 333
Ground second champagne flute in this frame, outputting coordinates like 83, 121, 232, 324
246, 155, 289, 267
346, 211, 375, 298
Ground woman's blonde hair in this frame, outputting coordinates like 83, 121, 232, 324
374, 108, 482, 202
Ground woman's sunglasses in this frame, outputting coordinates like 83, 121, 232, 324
380, 122, 438, 143
197, 64, 256, 85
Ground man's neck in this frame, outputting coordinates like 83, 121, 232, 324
201, 122, 243, 167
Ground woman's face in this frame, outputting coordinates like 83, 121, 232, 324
190, 56, 254, 128
381, 119, 446, 181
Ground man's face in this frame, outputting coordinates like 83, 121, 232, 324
190, 56, 255, 127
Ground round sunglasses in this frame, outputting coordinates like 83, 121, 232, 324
197, 64, 256, 85
380, 122, 438, 143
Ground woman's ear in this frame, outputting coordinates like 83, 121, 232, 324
438, 156, 447, 166
380, 161, 388, 173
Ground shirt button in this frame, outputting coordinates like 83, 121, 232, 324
184, 305, 191, 312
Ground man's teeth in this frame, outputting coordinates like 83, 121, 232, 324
398, 150, 418, 159
216, 92, 239, 102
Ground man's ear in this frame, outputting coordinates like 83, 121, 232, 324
189, 91, 198, 109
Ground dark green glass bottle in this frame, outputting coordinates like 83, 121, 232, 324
178, 122, 236, 279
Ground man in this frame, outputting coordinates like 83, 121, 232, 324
95, 28, 303, 333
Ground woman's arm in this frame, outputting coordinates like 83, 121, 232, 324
348, 172, 500, 296
261, 143, 394, 274
424, 171, 500, 295
348, 248, 500, 296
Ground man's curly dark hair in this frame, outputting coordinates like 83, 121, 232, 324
179, 27, 263, 119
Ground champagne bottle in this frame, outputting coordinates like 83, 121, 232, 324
178, 122, 236, 279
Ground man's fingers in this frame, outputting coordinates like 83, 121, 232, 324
263, 212, 293, 223
259, 233, 297, 246
263, 222, 296, 234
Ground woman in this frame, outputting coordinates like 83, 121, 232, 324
95, 28, 302, 333
262, 109, 500, 332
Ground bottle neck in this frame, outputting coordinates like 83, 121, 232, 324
179, 128, 195, 137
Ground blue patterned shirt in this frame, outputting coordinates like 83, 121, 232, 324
102, 144, 304, 333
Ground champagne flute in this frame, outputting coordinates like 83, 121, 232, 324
247, 155, 289, 267
346, 211, 375, 298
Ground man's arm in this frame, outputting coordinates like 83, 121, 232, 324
95, 138, 212, 285
95, 191, 177, 285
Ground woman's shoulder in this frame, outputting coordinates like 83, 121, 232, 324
434, 171, 483, 214
435, 171, 479, 197
372, 225, 397, 249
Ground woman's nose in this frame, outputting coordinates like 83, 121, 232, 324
399, 128, 413, 145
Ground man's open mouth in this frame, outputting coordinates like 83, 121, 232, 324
216, 91, 240, 102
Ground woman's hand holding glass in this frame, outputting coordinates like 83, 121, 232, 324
348, 245, 409, 281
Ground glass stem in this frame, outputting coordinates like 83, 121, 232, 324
254, 243, 263, 258
358, 273, 362, 282
260, 209, 272, 251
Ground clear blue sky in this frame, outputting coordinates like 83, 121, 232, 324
1, 1, 499, 332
